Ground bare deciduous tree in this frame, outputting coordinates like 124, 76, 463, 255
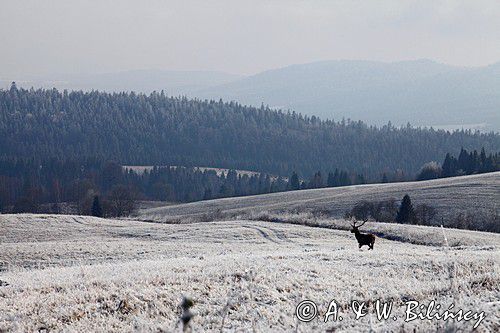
104, 185, 137, 217
415, 204, 437, 226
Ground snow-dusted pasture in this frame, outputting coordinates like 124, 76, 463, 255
0, 213, 499, 332
137, 172, 500, 224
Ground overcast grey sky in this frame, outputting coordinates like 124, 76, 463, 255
1, 0, 499, 77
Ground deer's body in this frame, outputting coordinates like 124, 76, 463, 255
347, 215, 375, 250
352, 229, 375, 250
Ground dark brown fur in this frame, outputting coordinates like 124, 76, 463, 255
348, 217, 375, 250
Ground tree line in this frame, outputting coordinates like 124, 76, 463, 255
1, 151, 497, 216
416, 147, 499, 181
347, 194, 499, 233
2, 84, 499, 180
0, 156, 372, 215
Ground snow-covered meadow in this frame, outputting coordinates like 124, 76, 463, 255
0, 212, 499, 332
137, 172, 500, 226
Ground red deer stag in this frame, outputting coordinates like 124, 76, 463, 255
349, 216, 375, 250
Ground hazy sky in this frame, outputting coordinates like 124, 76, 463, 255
1, 0, 499, 77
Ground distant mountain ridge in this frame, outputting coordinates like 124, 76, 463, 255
1, 70, 243, 96
4, 59, 500, 130
192, 59, 500, 131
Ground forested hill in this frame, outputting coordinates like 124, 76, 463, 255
1, 85, 499, 178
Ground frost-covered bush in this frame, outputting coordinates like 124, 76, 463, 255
416, 161, 442, 180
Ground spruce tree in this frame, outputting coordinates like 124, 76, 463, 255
381, 173, 388, 183
333, 169, 340, 187
311, 171, 324, 188
441, 153, 457, 177
340, 171, 351, 186
327, 172, 335, 187
457, 148, 470, 174
479, 147, 487, 172
91, 195, 103, 217
290, 172, 300, 190
203, 188, 212, 200
396, 194, 414, 223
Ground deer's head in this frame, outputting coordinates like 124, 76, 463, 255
349, 216, 368, 233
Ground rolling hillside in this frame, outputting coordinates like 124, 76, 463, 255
138, 172, 500, 227
8, 60, 500, 131
2, 87, 499, 178
194, 60, 500, 131
1, 174, 499, 331
1, 214, 498, 331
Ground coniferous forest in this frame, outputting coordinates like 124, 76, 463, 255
0, 156, 373, 215
2, 147, 497, 215
2, 84, 499, 177
1, 84, 499, 214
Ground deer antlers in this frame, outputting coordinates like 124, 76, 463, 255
346, 214, 368, 228
346, 214, 375, 250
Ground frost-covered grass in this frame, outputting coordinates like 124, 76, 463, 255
137, 172, 500, 228
239, 210, 500, 247
0, 214, 499, 332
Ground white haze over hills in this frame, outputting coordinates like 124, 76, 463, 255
193, 59, 500, 131
4, 59, 500, 131
0, 70, 243, 97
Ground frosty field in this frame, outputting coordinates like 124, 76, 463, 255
138, 172, 500, 224
0, 211, 499, 332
